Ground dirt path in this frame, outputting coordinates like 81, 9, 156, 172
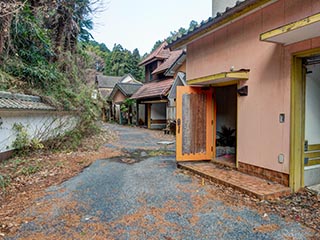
0, 123, 317, 239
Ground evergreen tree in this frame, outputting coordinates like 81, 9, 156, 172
104, 44, 144, 81
151, 40, 163, 52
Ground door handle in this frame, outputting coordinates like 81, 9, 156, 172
177, 118, 181, 134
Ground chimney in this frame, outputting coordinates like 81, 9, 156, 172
212, 0, 239, 17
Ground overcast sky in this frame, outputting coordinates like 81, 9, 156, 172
91, 0, 212, 55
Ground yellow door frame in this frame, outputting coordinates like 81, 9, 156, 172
212, 84, 238, 168
290, 48, 320, 191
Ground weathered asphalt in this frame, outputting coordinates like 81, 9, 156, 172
6, 124, 314, 239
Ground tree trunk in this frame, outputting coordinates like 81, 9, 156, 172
0, 15, 12, 56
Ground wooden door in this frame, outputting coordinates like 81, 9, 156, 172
176, 86, 214, 161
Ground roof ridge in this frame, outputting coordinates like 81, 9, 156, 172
0, 91, 41, 102
118, 82, 142, 85
167, 0, 259, 49
139, 41, 169, 66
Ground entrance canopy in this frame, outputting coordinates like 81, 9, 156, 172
260, 13, 320, 45
187, 69, 249, 86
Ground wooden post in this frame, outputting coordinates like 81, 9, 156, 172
136, 101, 139, 126
147, 104, 151, 129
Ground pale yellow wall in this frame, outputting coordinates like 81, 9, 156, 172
187, 0, 320, 174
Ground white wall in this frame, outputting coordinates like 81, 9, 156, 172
151, 103, 166, 120
138, 104, 145, 124
0, 110, 78, 153
114, 104, 121, 122
167, 106, 176, 121
305, 64, 320, 144
151, 103, 167, 129
121, 75, 132, 83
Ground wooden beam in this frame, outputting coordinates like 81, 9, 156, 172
150, 119, 167, 124
307, 144, 320, 151
141, 99, 168, 104
304, 151, 320, 159
260, 13, 320, 41
187, 70, 249, 86
305, 158, 320, 166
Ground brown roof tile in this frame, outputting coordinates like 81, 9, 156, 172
110, 82, 143, 99
139, 42, 171, 66
131, 79, 174, 99
96, 75, 122, 88
152, 50, 184, 75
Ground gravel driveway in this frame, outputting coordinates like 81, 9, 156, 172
6, 124, 315, 239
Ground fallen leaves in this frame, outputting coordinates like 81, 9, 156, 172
0, 124, 120, 235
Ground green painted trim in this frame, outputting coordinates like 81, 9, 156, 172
187, 70, 249, 86
290, 48, 320, 191
305, 151, 320, 159
290, 57, 304, 191
305, 158, 320, 166
308, 144, 320, 151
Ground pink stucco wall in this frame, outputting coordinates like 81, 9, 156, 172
113, 91, 126, 104
187, 0, 320, 174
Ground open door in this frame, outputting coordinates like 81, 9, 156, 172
303, 60, 320, 186
176, 86, 214, 161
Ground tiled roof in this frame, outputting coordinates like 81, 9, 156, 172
0, 91, 56, 111
131, 79, 174, 100
167, 0, 258, 49
99, 89, 112, 99
152, 50, 184, 75
165, 51, 186, 77
139, 41, 171, 66
117, 83, 143, 96
96, 75, 122, 88
110, 82, 143, 99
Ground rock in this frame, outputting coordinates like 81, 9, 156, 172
140, 151, 148, 157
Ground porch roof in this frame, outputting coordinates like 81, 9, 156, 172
187, 69, 249, 86
152, 50, 184, 75
110, 82, 143, 100
260, 13, 320, 45
131, 78, 174, 100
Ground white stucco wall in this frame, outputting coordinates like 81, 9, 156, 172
167, 106, 176, 121
151, 103, 167, 129
151, 103, 166, 120
0, 110, 78, 153
138, 104, 145, 124
305, 64, 320, 144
